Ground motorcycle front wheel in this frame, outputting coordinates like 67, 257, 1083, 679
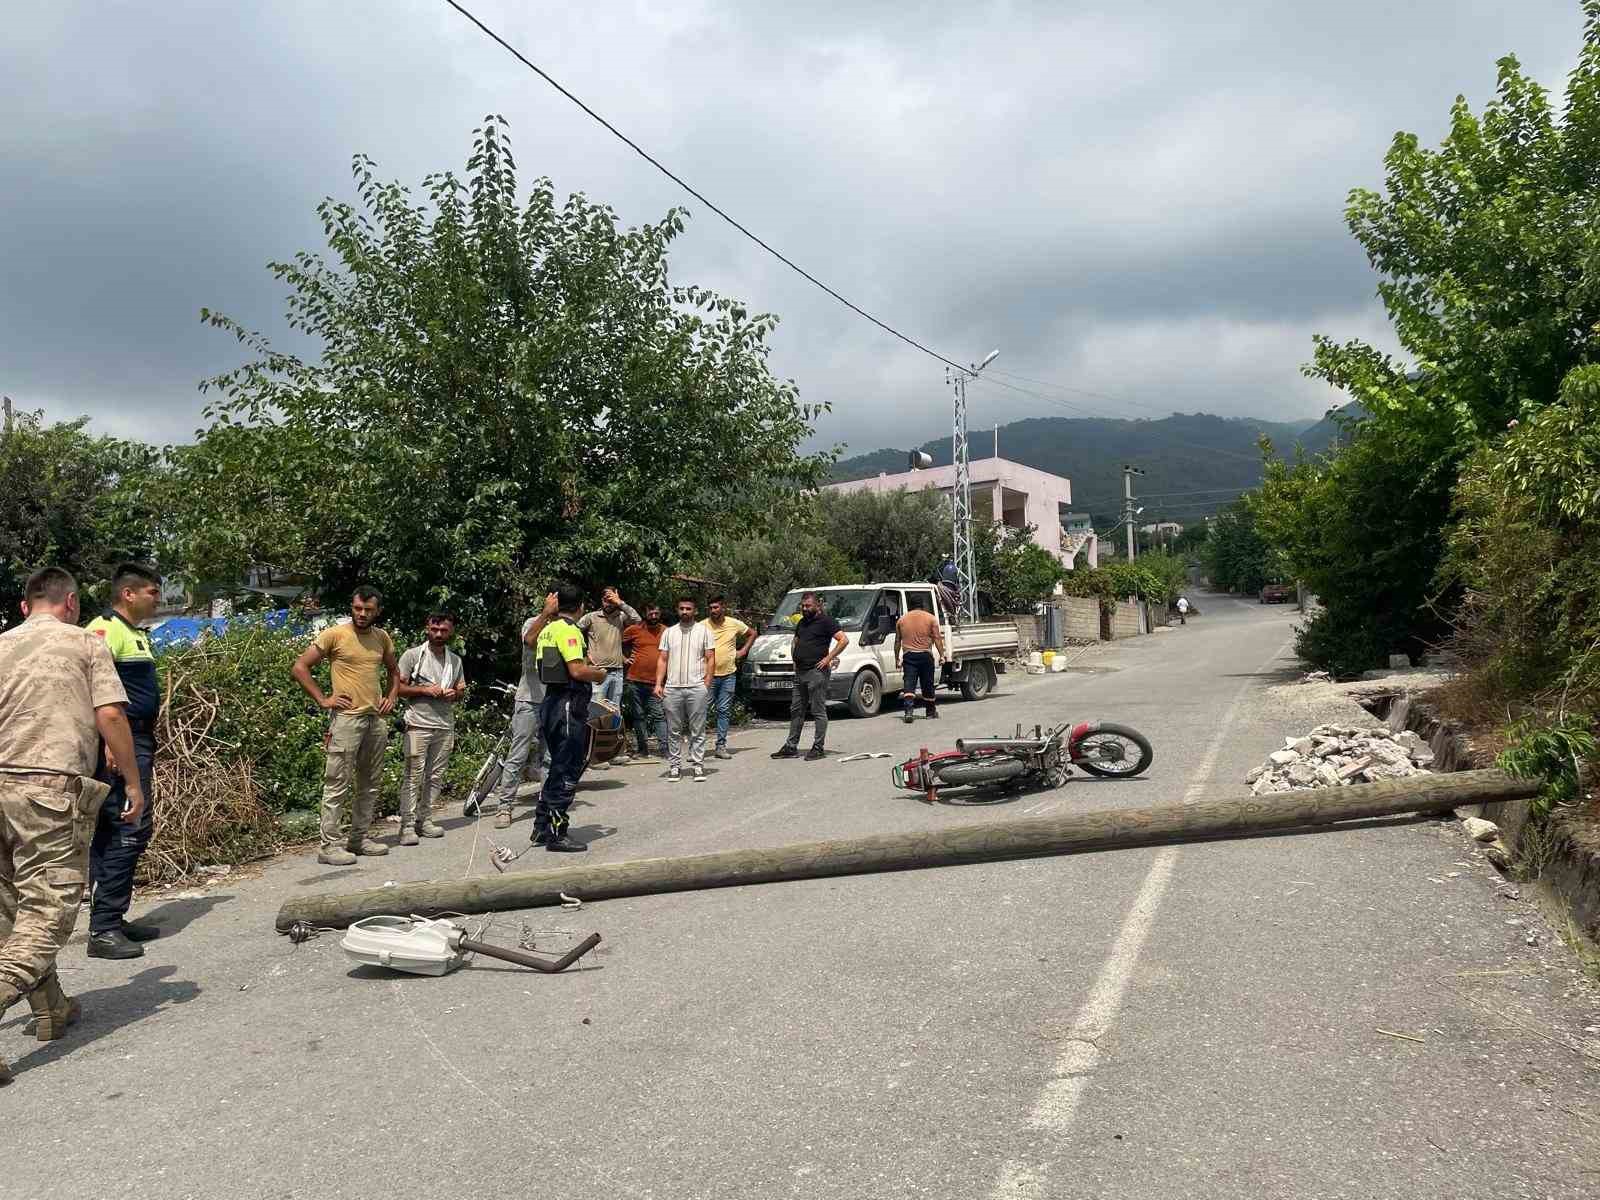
1071, 724, 1154, 778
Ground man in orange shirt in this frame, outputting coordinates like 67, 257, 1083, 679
621, 603, 667, 760
894, 597, 947, 723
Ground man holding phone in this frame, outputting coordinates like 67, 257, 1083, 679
0, 567, 143, 1085
291, 586, 400, 866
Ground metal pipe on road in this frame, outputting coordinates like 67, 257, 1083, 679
275, 769, 1541, 931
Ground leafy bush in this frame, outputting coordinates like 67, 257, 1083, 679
158, 621, 500, 821
1294, 608, 1388, 680
1445, 366, 1600, 709
1497, 713, 1599, 819
1058, 554, 1184, 608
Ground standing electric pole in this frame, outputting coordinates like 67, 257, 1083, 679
2, 395, 11, 439
1122, 464, 1146, 561
948, 349, 1000, 622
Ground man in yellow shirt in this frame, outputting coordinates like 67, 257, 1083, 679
291, 587, 401, 866
700, 596, 754, 760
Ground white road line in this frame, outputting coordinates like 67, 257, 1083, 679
990, 637, 1291, 1199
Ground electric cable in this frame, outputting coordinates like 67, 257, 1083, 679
443, 0, 967, 374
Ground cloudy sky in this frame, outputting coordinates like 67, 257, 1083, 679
2, 1, 1587, 455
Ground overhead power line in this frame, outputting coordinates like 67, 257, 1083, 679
443, 0, 967, 374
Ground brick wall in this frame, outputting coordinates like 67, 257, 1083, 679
1061, 596, 1101, 641
1007, 613, 1043, 651
1109, 597, 1143, 639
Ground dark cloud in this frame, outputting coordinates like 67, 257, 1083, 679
1, 1, 1587, 452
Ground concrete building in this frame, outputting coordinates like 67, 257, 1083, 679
825, 457, 1096, 569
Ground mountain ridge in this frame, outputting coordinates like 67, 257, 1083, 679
828, 411, 1345, 524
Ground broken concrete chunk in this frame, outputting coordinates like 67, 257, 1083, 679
1268, 749, 1301, 766
1461, 816, 1500, 843
1337, 756, 1373, 780
1246, 764, 1267, 784
1287, 737, 1314, 755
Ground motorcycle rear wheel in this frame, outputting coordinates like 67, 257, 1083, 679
931, 756, 1028, 786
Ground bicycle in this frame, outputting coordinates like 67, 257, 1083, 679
462, 683, 532, 818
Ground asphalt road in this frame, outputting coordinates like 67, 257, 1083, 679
7, 597, 1599, 1199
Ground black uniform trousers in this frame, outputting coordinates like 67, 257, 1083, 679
90, 728, 155, 935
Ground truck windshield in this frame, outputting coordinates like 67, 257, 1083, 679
769, 588, 879, 633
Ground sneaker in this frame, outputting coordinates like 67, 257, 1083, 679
713, 747, 732, 760
611, 753, 634, 766
668, 766, 681, 782
350, 838, 389, 857
318, 847, 357, 866
399, 826, 420, 846
590, 761, 610, 771
902, 710, 914, 724
120, 919, 160, 942
804, 747, 827, 761
771, 746, 799, 759
86, 929, 144, 960
928, 709, 941, 720
545, 835, 588, 853
633, 753, 661, 764
693, 766, 706, 783
493, 810, 512, 829
416, 820, 446, 839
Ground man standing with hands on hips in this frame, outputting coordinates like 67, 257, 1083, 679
771, 592, 847, 762
83, 562, 165, 959
291, 586, 400, 866
0, 567, 143, 1086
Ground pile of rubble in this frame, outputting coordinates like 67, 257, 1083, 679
1246, 723, 1434, 794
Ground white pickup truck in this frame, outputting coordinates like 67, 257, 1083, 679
742, 582, 1021, 718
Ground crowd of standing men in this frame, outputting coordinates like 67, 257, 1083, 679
0, 565, 856, 1086
293, 582, 761, 864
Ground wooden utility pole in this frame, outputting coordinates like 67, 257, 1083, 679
3, 395, 12, 438
277, 769, 1541, 931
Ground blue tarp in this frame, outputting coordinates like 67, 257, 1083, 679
148, 608, 308, 652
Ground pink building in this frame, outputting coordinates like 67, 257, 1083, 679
824, 456, 1097, 569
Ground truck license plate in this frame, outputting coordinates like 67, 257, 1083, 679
761, 678, 793, 689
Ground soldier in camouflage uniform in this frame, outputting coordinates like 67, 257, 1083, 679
0, 567, 145, 1086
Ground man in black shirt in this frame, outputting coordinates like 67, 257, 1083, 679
771, 592, 848, 762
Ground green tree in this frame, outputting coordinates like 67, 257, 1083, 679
975, 523, 1068, 612
171, 119, 832, 664
1308, 3, 1600, 439
1278, 5, 1600, 671
818, 487, 950, 583
1201, 498, 1271, 595
0, 409, 166, 626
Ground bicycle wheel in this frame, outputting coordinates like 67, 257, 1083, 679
932, 756, 1027, 786
463, 752, 503, 816
1071, 724, 1153, 778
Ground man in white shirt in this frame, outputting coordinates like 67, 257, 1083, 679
654, 596, 715, 782
396, 612, 466, 844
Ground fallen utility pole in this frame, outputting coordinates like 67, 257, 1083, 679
276, 769, 1540, 931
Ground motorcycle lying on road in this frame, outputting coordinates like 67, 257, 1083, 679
891, 719, 1153, 803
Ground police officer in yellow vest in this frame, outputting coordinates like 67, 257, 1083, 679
84, 563, 164, 959
526, 584, 606, 853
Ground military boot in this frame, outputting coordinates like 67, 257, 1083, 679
26, 973, 81, 1042
348, 835, 389, 857
0, 983, 20, 1085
